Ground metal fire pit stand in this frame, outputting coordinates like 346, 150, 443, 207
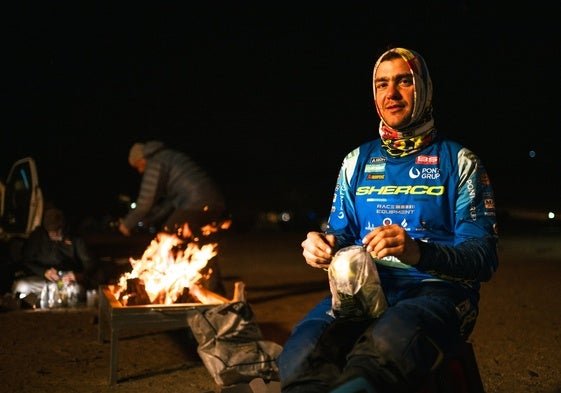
98, 285, 212, 385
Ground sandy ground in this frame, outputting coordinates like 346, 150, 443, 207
1, 227, 560, 393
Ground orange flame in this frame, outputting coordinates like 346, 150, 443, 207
114, 232, 217, 304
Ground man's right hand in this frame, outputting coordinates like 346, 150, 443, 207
118, 219, 131, 236
44, 268, 59, 282
301, 231, 337, 270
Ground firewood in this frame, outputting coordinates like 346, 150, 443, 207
120, 278, 152, 305
189, 284, 229, 304
177, 287, 199, 303
232, 281, 246, 302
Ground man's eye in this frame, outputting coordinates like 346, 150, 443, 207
400, 78, 413, 86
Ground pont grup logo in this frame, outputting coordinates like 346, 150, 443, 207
409, 166, 441, 180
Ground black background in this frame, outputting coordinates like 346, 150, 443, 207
2, 2, 559, 226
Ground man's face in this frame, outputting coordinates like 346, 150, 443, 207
374, 58, 415, 129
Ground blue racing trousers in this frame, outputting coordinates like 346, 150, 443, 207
277, 281, 477, 393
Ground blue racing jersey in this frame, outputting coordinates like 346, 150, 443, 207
326, 134, 499, 303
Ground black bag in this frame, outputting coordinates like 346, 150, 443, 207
187, 301, 283, 386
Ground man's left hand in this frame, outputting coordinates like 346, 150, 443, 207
362, 224, 420, 265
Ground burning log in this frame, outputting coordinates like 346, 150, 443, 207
188, 280, 246, 304
113, 278, 247, 306
119, 278, 152, 306
189, 283, 230, 304
176, 287, 199, 303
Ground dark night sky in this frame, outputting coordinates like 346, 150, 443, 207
2, 2, 560, 223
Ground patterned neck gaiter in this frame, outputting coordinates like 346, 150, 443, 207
380, 126, 436, 158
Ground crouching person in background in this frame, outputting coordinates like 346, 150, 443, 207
12, 207, 101, 308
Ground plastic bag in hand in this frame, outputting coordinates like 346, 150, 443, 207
328, 245, 387, 318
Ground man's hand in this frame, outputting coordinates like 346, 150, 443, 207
60, 271, 77, 284
118, 219, 131, 236
301, 231, 337, 270
361, 224, 420, 265
44, 268, 59, 282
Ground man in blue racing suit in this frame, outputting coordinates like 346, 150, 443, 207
277, 47, 499, 393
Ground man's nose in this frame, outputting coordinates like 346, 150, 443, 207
386, 83, 401, 99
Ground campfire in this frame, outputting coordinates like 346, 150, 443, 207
111, 232, 232, 306
98, 225, 244, 385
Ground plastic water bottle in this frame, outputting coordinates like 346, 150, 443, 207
40, 282, 49, 309
57, 271, 70, 307
40, 282, 59, 309
66, 283, 79, 307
